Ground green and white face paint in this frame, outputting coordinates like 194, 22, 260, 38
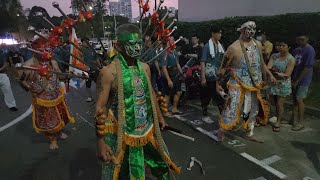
118, 32, 143, 58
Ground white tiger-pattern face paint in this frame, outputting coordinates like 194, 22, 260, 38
237, 21, 257, 39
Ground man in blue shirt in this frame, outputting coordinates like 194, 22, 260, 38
291, 32, 316, 131
0, 47, 18, 111
161, 37, 184, 116
200, 26, 225, 118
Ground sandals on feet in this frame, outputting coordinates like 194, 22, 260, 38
291, 124, 304, 131
280, 120, 289, 125
172, 111, 183, 115
272, 123, 281, 132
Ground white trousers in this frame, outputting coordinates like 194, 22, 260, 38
0, 73, 16, 108
243, 91, 259, 137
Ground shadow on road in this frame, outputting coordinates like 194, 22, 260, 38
291, 141, 320, 175
69, 148, 101, 180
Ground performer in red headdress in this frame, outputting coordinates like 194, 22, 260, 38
17, 36, 75, 150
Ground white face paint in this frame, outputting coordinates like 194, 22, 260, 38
244, 22, 256, 39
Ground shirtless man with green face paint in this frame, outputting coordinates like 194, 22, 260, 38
95, 24, 180, 180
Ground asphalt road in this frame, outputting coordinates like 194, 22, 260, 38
0, 78, 319, 180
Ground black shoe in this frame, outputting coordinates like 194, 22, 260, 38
9, 107, 18, 111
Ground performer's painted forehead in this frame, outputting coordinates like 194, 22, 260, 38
237, 21, 256, 39
118, 32, 142, 44
237, 21, 256, 31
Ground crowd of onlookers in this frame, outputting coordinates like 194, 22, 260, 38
1, 27, 316, 133
142, 26, 316, 132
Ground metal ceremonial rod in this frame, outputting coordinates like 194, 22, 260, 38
141, 25, 177, 58
161, 10, 170, 21
43, 17, 55, 27
28, 27, 48, 40
27, 46, 95, 71
80, 0, 88, 11
146, 36, 182, 64
142, 0, 164, 37
76, 113, 96, 128
80, 0, 107, 54
27, 48, 42, 54
141, 40, 162, 59
52, 1, 104, 59
166, 18, 177, 29
149, 10, 170, 38
52, 2, 68, 18
15, 64, 88, 79
141, 26, 177, 59
168, 26, 177, 36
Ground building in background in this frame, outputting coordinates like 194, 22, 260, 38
179, 0, 320, 22
109, 0, 132, 19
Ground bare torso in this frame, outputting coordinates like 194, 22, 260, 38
99, 59, 151, 111
228, 39, 262, 68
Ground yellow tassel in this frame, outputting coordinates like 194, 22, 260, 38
123, 127, 154, 147
149, 135, 181, 174
113, 142, 127, 180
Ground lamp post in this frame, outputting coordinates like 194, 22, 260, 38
16, 14, 22, 42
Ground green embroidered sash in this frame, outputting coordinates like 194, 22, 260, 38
118, 53, 153, 179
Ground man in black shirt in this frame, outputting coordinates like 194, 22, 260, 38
185, 35, 202, 66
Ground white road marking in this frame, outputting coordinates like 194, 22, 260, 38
190, 120, 204, 126
250, 177, 267, 180
240, 153, 287, 179
228, 140, 246, 147
202, 117, 215, 124
178, 112, 193, 117
169, 130, 195, 141
303, 177, 314, 180
173, 115, 188, 122
249, 177, 267, 180
196, 127, 219, 142
0, 105, 32, 133
261, 155, 281, 165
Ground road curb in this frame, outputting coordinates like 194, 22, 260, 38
284, 102, 320, 117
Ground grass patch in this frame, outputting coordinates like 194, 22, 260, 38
304, 59, 320, 108
305, 81, 320, 107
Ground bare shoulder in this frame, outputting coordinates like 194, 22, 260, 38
140, 62, 150, 71
226, 40, 240, 56
100, 62, 116, 78
140, 62, 151, 76
254, 39, 262, 48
